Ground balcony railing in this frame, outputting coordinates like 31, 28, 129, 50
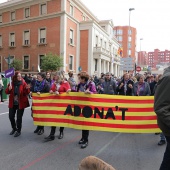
93, 47, 110, 56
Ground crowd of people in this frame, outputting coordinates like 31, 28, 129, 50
2, 71, 164, 144
1, 68, 170, 169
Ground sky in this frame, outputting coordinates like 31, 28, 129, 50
1, 0, 170, 52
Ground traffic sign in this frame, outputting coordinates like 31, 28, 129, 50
136, 66, 141, 72
120, 57, 133, 71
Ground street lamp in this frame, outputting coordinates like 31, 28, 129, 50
140, 38, 143, 52
140, 38, 143, 65
127, 8, 135, 58
4, 54, 14, 69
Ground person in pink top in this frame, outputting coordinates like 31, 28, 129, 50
44, 71, 71, 141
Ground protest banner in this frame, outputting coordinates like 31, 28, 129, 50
32, 93, 160, 133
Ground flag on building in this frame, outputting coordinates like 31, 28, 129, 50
117, 47, 123, 57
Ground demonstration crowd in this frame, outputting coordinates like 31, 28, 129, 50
1, 68, 170, 169
1, 67, 170, 169
0, 71, 164, 144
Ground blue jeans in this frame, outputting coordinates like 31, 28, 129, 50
160, 136, 170, 170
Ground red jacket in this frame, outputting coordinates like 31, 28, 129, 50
51, 81, 70, 93
5, 79, 30, 109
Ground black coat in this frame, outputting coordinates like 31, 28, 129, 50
117, 79, 134, 96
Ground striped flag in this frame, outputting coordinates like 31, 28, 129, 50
32, 93, 160, 133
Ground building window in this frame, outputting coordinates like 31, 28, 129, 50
128, 36, 132, 42
117, 36, 122, 41
128, 50, 131, 55
128, 30, 132, 35
10, 33, 15, 46
0, 15, 2, 23
39, 55, 44, 67
128, 43, 131, 48
23, 56, 29, 69
40, 4, 47, 15
69, 56, 73, 70
100, 39, 103, 47
25, 8, 30, 18
95, 59, 97, 71
11, 11, 15, 21
109, 45, 111, 51
102, 26, 105, 30
70, 5, 74, 16
117, 29, 123, 35
23, 31, 30, 45
0, 35, 2, 47
82, 16, 86, 21
104, 42, 107, 49
70, 29, 74, 45
39, 28, 46, 44
95, 36, 98, 47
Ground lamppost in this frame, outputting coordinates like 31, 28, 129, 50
127, 8, 135, 58
4, 54, 14, 69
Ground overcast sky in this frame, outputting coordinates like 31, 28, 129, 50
1, 0, 170, 52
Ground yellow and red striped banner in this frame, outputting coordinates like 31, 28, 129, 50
32, 93, 160, 133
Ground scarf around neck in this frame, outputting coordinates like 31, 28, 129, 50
34, 80, 45, 92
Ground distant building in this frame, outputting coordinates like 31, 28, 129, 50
0, 0, 122, 76
137, 51, 148, 67
148, 49, 170, 69
113, 26, 137, 62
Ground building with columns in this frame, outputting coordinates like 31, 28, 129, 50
0, 0, 121, 76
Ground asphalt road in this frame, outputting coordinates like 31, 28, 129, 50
0, 100, 166, 170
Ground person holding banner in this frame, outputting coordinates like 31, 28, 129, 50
77, 71, 97, 149
44, 71, 71, 141
31, 72, 50, 135
5, 71, 30, 137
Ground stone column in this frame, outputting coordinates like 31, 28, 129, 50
110, 62, 113, 74
103, 60, 106, 73
98, 58, 101, 77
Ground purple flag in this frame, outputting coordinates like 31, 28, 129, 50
5, 68, 15, 78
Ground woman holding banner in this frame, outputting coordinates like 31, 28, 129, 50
31, 72, 50, 135
44, 71, 71, 141
77, 71, 97, 149
5, 71, 30, 137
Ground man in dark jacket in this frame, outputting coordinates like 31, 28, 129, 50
154, 66, 170, 170
101, 72, 117, 95
117, 73, 134, 96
